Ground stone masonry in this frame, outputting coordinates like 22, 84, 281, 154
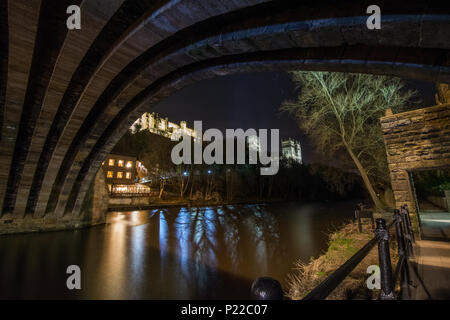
436, 83, 450, 105
380, 103, 450, 227
0, 168, 108, 235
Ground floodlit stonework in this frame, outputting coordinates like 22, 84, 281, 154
131, 112, 198, 141
282, 138, 302, 165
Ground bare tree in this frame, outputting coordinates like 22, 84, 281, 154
281, 71, 416, 209
176, 164, 191, 198
139, 134, 176, 199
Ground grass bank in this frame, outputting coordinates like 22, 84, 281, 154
286, 218, 399, 300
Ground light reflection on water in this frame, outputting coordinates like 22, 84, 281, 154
0, 201, 358, 299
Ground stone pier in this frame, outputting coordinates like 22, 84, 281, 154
0, 169, 109, 235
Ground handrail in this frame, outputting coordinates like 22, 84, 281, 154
303, 219, 395, 300
303, 235, 380, 300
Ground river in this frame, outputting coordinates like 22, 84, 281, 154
0, 200, 359, 299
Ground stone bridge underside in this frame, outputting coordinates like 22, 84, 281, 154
0, 0, 449, 233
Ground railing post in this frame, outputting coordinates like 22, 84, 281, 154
355, 208, 362, 233
401, 204, 415, 257
394, 210, 406, 256
370, 212, 375, 231
394, 210, 411, 286
251, 277, 284, 300
403, 204, 415, 243
375, 218, 395, 300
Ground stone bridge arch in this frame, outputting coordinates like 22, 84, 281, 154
0, 0, 449, 233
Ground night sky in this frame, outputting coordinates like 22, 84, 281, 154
153, 72, 437, 164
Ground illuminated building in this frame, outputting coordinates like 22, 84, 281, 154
130, 112, 198, 141
247, 135, 260, 152
247, 136, 302, 166
281, 138, 302, 165
247, 135, 260, 163
102, 153, 150, 194
103, 153, 136, 192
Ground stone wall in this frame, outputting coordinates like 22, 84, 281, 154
436, 84, 450, 105
380, 104, 450, 222
80, 167, 109, 225
427, 196, 449, 212
0, 168, 108, 235
109, 197, 150, 206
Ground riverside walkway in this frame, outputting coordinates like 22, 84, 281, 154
407, 200, 450, 299
409, 240, 450, 300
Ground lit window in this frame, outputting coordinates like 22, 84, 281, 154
126, 161, 133, 168
117, 172, 123, 179
107, 171, 113, 178
118, 160, 124, 167
126, 172, 131, 179
108, 159, 114, 166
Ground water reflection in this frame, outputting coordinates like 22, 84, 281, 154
0, 201, 357, 299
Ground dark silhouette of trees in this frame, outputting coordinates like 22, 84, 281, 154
112, 129, 365, 203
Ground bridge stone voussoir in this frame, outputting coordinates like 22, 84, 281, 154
377, 15, 422, 48
420, 16, 450, 49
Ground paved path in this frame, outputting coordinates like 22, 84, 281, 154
409, 240, 450, 300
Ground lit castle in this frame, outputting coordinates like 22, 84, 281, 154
130, 112, 198, 141
281, 138, 302, 164
131, 114, 302, 165
247, 136, 302, 165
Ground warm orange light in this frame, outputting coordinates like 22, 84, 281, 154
107, 171, 113, 178
108, 159, 115, 166
118, 160, 124, 167
126, 161, 133, 168
111, 184, 150, 194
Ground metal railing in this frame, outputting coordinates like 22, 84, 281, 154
251, 204, 416, 300
354, 203, 375, 233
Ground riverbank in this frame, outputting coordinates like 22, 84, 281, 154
107, 197, 286, 211
286, 218, 398, 300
